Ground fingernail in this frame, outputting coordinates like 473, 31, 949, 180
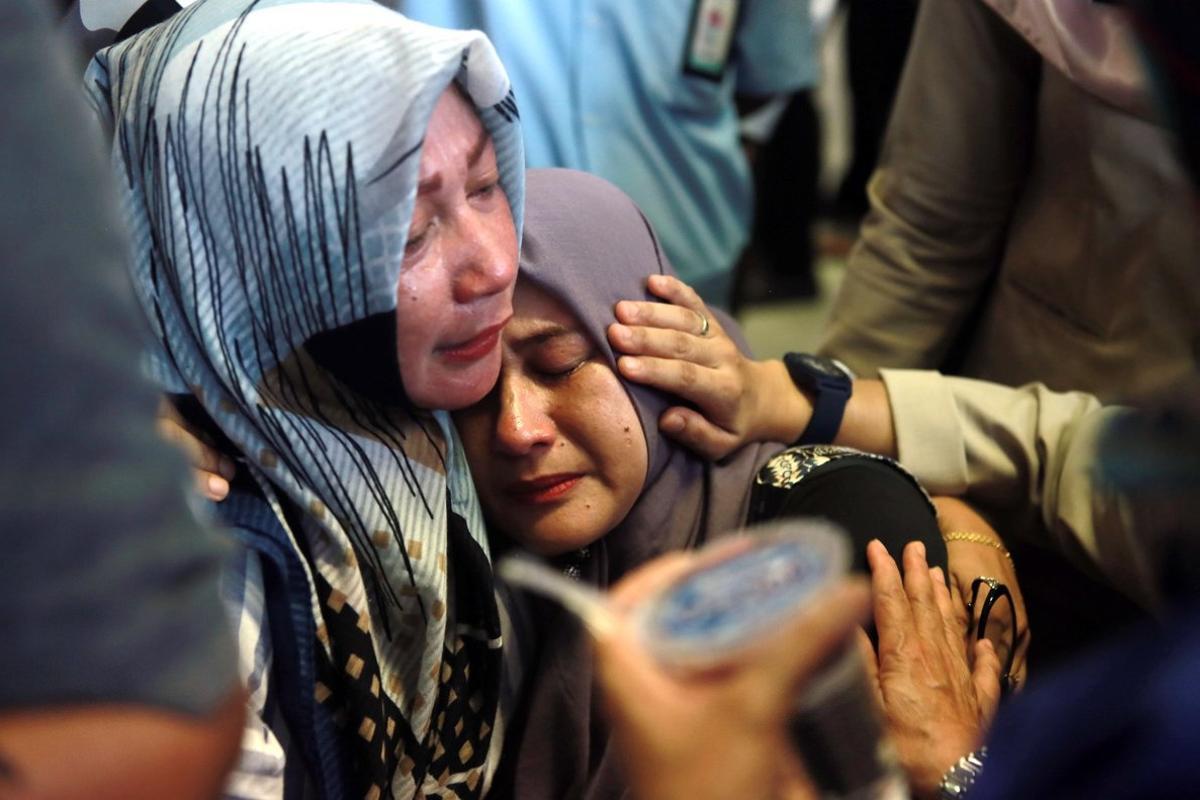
661, 414, 683, 433
207, 475, 228, 497
620, 357, 641, 375
913, 541, 926, 560
930, 566, 946, 584
621, 303, 639, 322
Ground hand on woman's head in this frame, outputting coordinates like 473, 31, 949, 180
454, 280, 649, 556
609, 274, 793, 459
394, 86, 519, 410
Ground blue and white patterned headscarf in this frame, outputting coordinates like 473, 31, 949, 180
87, 1, 523, 795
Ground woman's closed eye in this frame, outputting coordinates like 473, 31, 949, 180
405, 220, 432, 257
469, 180, 499, 203
406, 179, 499, 261
468, 169, 501, 205
530, 334, 594, 381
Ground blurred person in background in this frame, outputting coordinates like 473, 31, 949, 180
739, 88, 823, 304
0, 1, 242, 796
821, 0, 1198, 408
816, 0, 1200, 668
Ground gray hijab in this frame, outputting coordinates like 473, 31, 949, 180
495, 169, 782, 799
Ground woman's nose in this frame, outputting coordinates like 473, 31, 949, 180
450, 211, 517, 305
494, 380, 556, 457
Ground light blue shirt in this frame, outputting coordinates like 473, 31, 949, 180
397, 0, 817, 303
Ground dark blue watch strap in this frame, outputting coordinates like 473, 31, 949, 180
797, 373, 851, 445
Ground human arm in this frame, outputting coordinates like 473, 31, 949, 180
612, 275, 1146, 606
593, 553, 871, 800
0, 551, 277, 800
933, 497, 1028, 690
816, 0, 1040, 376
733, 0, 819, 101
880, 370, 1156, 610
0, 693, 245, 800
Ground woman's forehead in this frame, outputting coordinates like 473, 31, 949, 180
508, 280, 584, 340
419, 84, 491, 176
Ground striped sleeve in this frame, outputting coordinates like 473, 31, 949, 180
220, 547, 289, 800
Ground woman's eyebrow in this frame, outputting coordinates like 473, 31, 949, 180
466, 129, 490, 167
417, 173, 442, 195
416, 131, 491, 196
510, 323, 583, 350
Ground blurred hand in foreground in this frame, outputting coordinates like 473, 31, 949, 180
593, 550, 871, 800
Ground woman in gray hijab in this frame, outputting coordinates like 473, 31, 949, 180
454, 169, 949, 800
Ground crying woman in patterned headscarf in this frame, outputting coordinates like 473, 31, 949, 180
87, 0, 525, 796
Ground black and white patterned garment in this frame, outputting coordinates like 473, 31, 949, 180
748, 444, 944, 577
85, 2, 524, 796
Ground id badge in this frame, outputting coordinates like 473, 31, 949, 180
683, 0, 741, 81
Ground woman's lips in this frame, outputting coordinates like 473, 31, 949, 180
508, 474, 583, 505
437, 318, 508, 363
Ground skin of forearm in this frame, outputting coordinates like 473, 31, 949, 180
752, 360, 812, 445
752, 363, 897, 457
0, 688, 245, 800
836, 379, 898, 457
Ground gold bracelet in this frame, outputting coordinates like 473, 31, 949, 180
942, 531, 1014, 565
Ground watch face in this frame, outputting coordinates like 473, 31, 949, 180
799, 354, 845, 378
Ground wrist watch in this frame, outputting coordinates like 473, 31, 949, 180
782, 353, 853, 445
938, 747, 988, 799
